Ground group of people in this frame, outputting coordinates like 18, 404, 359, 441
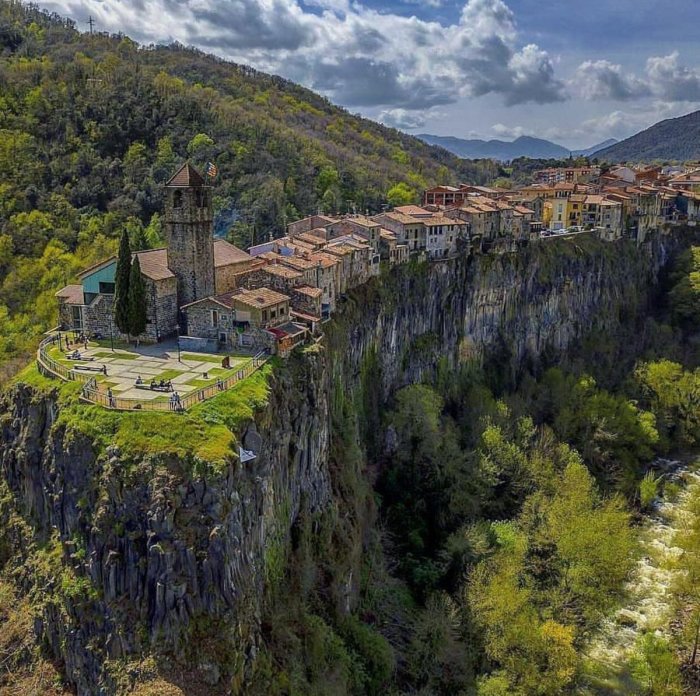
134, 376, 173, 392
168, 391, 183, 410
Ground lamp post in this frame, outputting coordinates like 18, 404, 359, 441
109, 315, 114, 352
175, 324, 181, 362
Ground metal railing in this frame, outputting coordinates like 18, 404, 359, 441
36, 333, 269, 412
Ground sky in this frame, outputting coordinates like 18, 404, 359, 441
36, 0, 700, 149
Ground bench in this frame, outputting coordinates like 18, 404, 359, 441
73, 364, 105, 373
66, 354, 94, 361
135, 383, 172, 392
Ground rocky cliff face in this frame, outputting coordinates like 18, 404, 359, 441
0, 232, 689, 694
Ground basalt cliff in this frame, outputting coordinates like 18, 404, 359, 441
0, 231, 690, 694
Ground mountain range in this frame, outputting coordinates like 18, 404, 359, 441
594, 110, 700, 162
416, 134, 618, 161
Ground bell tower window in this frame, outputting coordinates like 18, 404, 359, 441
173, 190, 183, 208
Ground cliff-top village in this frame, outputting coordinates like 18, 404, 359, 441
44, 160, 697, 410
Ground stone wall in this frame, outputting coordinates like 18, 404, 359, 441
185, 300, 232, 342
215, 261, 256, 295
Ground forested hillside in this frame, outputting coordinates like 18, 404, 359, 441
0, 0, 499, 379
596, 109, 700, 162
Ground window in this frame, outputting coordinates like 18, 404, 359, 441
280, 305, 286, 315
173, 190, 183, 208
262, 310, 268, 322
211, 310, 219, 327
271, 308, 277, 319
99, 282, 115, 295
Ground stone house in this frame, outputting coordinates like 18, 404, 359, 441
371, 211, 427, 253
287, 214, 338, 237
182, 287, 297, 352
56, 248, 179, 341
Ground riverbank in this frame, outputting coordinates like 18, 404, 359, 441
579, 456, 700, 694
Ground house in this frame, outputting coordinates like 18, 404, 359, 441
371, 211, 427, 253
423, 215, 467, 258
182, 287, 298, 353
423, 185, 462, 207
668, 169, 700, 192
287, 214, 338, 237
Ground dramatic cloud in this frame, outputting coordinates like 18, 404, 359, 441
574, 60, 650, 101
574, 52, 700, 103
646, 52, 700, 101
39, 0, 565, 112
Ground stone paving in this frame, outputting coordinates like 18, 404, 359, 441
54, 338, 249, 399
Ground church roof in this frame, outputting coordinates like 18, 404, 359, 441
166, 162, 206, 188
213, 239, 253, 266
134, 248, 175, 281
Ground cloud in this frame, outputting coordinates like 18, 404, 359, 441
574, 52, 700, 103
38, 0, 566, 113
574, 60, 650, 101
379, 108, 429, 129
491, 123, 531, 138
646, 52, 700, 101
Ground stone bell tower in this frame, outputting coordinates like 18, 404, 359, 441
164, 163, 215, 308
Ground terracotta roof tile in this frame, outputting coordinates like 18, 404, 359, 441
166, 162, 206, 187
134, 248, 175, 281
213, 239, 252, 266
55, 284, 84, 304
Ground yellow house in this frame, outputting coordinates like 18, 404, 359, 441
543, 198, 567, 230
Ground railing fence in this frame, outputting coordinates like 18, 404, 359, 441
36, 333, 268, 412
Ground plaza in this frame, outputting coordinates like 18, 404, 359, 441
45, 334, 254, 404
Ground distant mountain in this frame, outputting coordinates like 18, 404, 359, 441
595, 110, 700, 162
416, 134, 618, 161
576, 139, 618, 157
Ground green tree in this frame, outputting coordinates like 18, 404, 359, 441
113, 229, 132, 335
127, 255, 147, 338
387, 182, 417, 206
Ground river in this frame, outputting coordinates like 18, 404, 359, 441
578, 458, 700, 694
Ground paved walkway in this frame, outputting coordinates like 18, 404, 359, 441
54, 337, 249, 400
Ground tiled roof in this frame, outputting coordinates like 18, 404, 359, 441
166, 162, 206, 187
308, 253, 338, 268
134, 249, 175, 281
55, 284, 84, 304
228, 287, 290, 309
341, 215, 380, 228
279, 255, 317, 271
394, 205, 432, 216
214, 239, 253, 266
375, 211, 424, 225
294, 286, 323, 298
264, 264, 303, 280
424, 215, 458, 226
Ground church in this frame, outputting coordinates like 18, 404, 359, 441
56, 163, 257, 343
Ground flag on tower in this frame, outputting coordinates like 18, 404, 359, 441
205, 161, 218, 178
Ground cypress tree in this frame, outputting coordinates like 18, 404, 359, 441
114, 229, 131, 335
131, 225, 149, 251
128, 255, 147, 338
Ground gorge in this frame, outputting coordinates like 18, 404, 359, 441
1, 228, 696, 694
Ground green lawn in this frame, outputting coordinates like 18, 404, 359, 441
182, 353, 224, 363
92, 350, 138, 359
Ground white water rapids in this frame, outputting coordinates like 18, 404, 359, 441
578, 458, 699, 694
